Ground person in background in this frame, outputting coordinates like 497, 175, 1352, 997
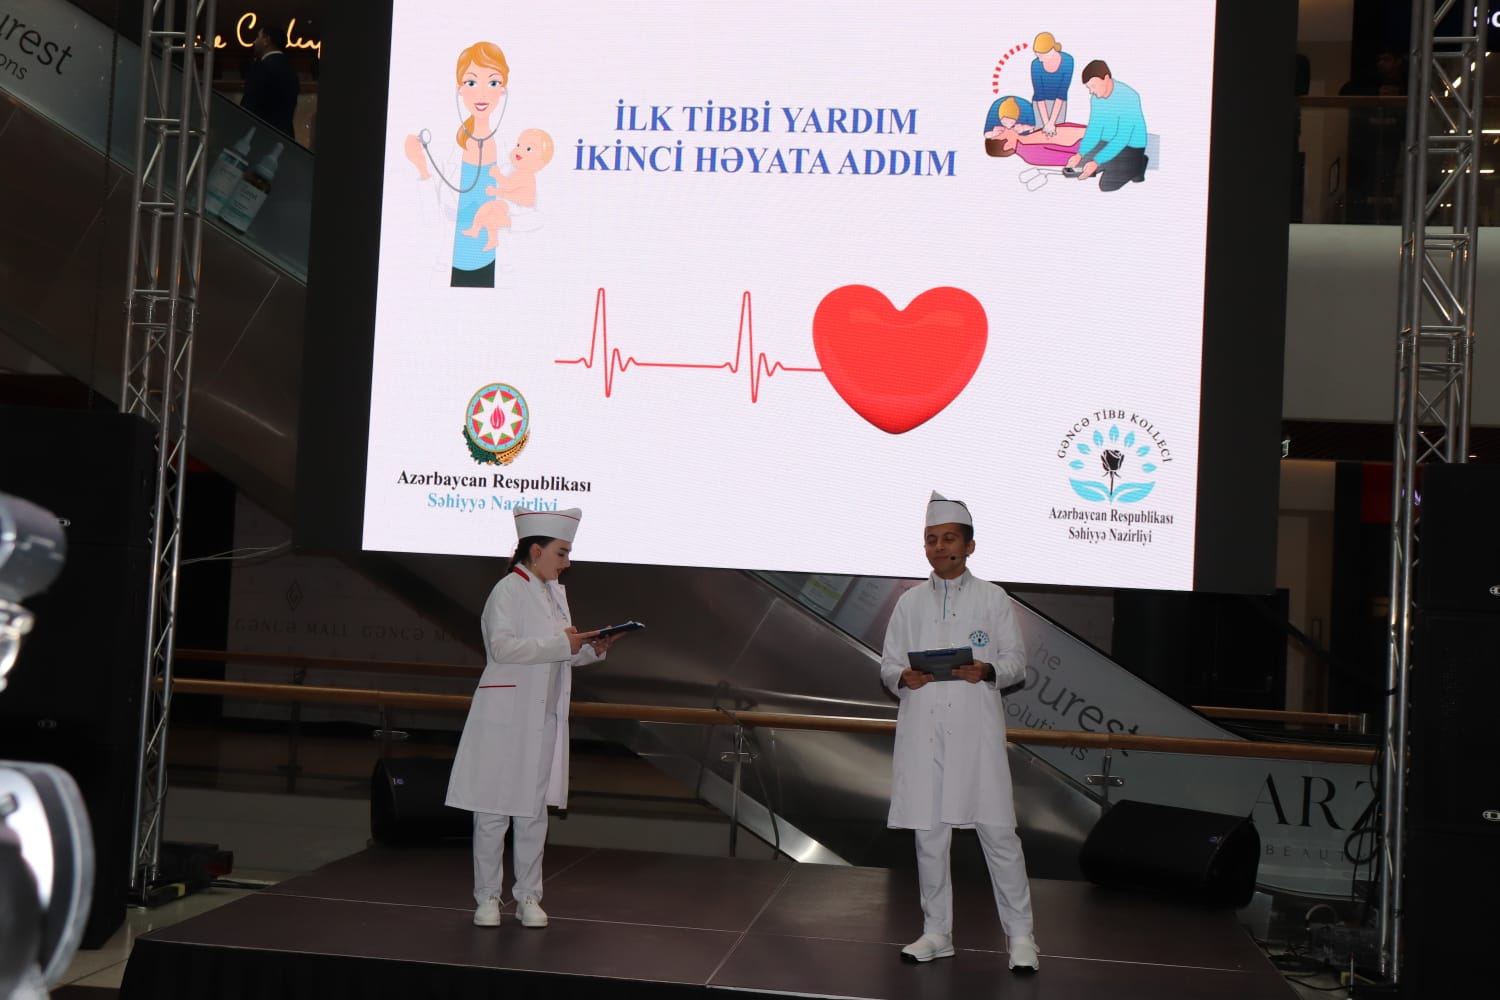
880, 492, 1039, 972
240, 27, 300, 138
1339, 48, 1406, 224
1339, 48, 1407, 97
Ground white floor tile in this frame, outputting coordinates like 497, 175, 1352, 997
56, 942, 129, 985
73, 960, 128, 988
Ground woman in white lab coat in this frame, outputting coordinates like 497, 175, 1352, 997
446, 507, 618, 928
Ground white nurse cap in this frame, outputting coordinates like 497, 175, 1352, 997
925, 491, 972, 528
514, 507, 582, 542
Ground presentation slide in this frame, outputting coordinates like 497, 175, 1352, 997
364, 1, 1217, 588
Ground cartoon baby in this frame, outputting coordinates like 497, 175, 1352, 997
464, 128, 555, 251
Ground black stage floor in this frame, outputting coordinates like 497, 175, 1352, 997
120, 843, 1296, 999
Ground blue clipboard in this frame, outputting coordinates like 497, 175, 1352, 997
905, 646, 973, 681
594, 620, 645, 639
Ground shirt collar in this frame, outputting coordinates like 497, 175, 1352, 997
512, 565, 565, 592
928, 569, 972, 590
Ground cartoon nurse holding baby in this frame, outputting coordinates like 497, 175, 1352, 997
403, 41, 553, 288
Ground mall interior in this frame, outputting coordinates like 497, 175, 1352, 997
0, 1, 1497, 998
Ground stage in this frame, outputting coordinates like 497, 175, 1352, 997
119, 843, 1297, 999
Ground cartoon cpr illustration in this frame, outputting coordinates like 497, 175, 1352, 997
983, 32, 1159, 194
402, 42, 553, 288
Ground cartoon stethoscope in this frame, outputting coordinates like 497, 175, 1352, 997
415, 88, 510, 194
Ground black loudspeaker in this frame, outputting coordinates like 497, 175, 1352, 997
1418, 463, 1500, 613
1078, 799, 1260, 907
370, 757, 471, 845
1402, 826, 1499, 993
1404, 535, 1500, 993
0, 408, 155, 949
1409, 611, 1500, 834
0, 407, 156, 548
1, 544, 151, 744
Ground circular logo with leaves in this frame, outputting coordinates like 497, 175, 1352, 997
1064, 423, 1159, 504
463, 383, 530, 466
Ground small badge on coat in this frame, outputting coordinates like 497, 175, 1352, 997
969, 629, 989, 647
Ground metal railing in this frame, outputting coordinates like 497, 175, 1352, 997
167, 646, 1379, 857
175, 648, 1370, 731
164, 662, 1382, 767
1294, 94, 1500, 226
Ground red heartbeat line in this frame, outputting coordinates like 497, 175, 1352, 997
554, 289, 823, 402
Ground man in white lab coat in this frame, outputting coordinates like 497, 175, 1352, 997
447, 507, 616, 929
880, 492, 1040, 971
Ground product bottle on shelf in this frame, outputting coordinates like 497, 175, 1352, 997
203, 127, 255, 217
219, 141, 283, 234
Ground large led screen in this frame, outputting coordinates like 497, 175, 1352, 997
359, 1, 1227, 587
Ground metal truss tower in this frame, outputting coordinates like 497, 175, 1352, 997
119, 0, 216, 898
1381, 0, 1486, 981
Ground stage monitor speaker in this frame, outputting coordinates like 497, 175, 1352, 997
1410, 611, 1500, 835
1401, 825, 1499, 994
1417, 463, 1500, 614
1078, 799, 1260, 907
370, 757, 472, 846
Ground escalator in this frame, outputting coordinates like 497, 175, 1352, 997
1, 0, 1368, 897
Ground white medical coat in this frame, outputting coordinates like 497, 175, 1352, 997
446, 566, 602, 817
880, 570, 1026, 830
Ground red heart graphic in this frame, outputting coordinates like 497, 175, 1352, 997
812, 285, 988, 434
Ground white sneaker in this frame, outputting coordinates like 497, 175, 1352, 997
473, 896, 501, 927
517, 895, 549, 928
1008, 934, 1040, 972
900, 932, 955, 963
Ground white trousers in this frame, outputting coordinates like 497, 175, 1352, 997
472, 709, 557, 905
914, 821, 1034, 939
912, 723, 1034, 939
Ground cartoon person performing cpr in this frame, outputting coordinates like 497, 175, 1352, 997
402, 42, 553, 288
